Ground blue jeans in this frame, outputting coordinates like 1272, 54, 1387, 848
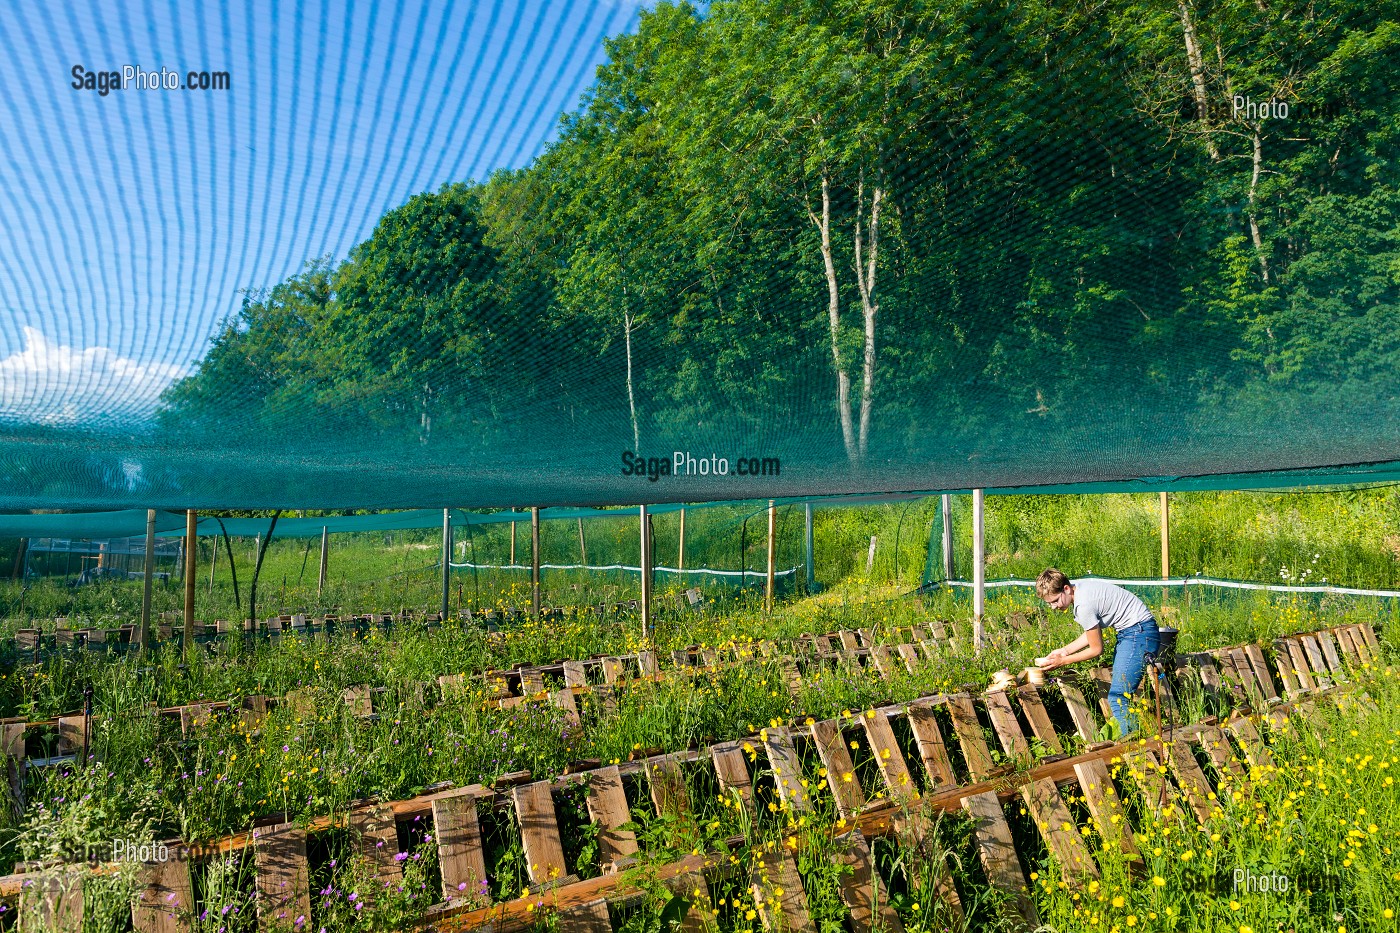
1108, 620, 1160, 736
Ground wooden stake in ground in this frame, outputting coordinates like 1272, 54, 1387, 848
677, 507, 686, 572
972, 489, 985, 650
531, 507, 541, 618
140, 508, 156, 651
639, 505, 651, 640
184, 509, 197, 652
765, 500, 776, 613
317, 525, 328, 598
441, 509, 452, 621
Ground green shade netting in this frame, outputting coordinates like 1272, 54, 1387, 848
1, 1, 1398, 510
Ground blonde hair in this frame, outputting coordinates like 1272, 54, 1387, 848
1036, 568, 1071, 599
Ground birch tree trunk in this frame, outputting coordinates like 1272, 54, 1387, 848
853, 174, 882, 459
624, 308, 640, 450
809, 172, 858, 462
1179, 0, 1221, 160
1248, 128, 1271, 283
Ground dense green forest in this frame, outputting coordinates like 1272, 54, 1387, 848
152, 0, 1400, 501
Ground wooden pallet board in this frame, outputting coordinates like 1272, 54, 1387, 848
962, 790, 1038, 931
834, 831, 905, 933
563, 661, 587, 688
711, 741, 755, 813
1223, 715, 1274, 769
1197, 726, 1246, 784
861, 713, 917, 804
896, 643, 921, 674
1123, 750, 1174, 818
3, 721, 25, 811
551, 689, 581, 728
944, 695, 995, 780
20, 870, 84, 932
433, 790, 489, 903
1071, 758, 1140, 863
1056, 682, 1099, 743
1332, 626, 1360, 664
983, 690, 1031, 762
1226, 648, 1260, 699
132, 857, 193, 933
585, 765, 639, 867
1314, 631, 1345, 681
637, 650, 659, 677
56, 714, 86, 757
869, 646, 897, 678
763, 727, 811, 812
1166, 737, 1216, 824
663, 870, 717, 933
514, 781, 569, 886
343, 686, 374, 718
179, 703, 215, 736
810, 719, 866, 819
906, 701, 957, 788
750, 849, 815, 933
1020, 777, 1099, 883
1242, 646, 1280, 703
1282, 639, 1316, 693
780, 659, 804, 694
1015, 685, 1064, 755
1299, 636, 1331, 689
1358, 622, 1380, 650
254, 823, 311, 932
520, 670, 547, 695
351, 803, 403, 885
602, 658, 626, 685
648, 754, 691, 818
839, 630, 861, 652
559, 897, 613, 933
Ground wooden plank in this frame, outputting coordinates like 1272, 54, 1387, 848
838, 630, 861, 652
869, 646, 897, 678
1210, 651, 1247, 704
1331, 626, 1360, 664
648, 754, 690, 818
520, 669, 546, 695
551, 689, 581, 729
1015, 685, 1064, 755
1226, 648, 1261, 699
351, 803, 403, 885
1314, 631, 1346, 680
132, 857, 193, 933
1166, 737, 1216, 824
585, 765, 639, 866
637, 650, 659, 677
810, 720, 866, 819
1072, 759, 1140, 863
983, 690, 1032, 762
433, 791, 489, 903
671, 649, 692, 668
1270, 645, 1301, 698
1020, 776, 1099, 882
1056, 682, 1099, 743
780, 659, 803, 694
856, 627, 876, 647
438, 673, 468, 699
343, 686, 374, 718
750, 849, 815, 933
1242, 645, 1280, 703
834, 832, 905, 933
861, 712, 917, 805
1223, 715, 1275, 769
1351, 624, 1377, 663
3, 721, 25, 811
1358, 622, 1380, 651
1197, 725, 1246, 784
944, 695, 995, 780
710, 742, 754, 813
1299, 635, 1331, 688
1123, 750, 1173, 818
906, 702, 957, 788
662, 870, 716, 933
602, 658, 625, 685
56, 714, 86, 757
763, 727, 811, 812
513, 781, 569, 886
701, 648, 720, 668
20, 870, 83, 932
255, 823, 311, 932
896, 643, 921, 674
558, 897, 613, 933
180, 702, 216, 736
961, 791, 1038, 930
563, 661, 587, 688
1282, 639, 1316, 692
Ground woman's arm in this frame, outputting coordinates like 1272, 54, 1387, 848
1042, 627, 1104, 669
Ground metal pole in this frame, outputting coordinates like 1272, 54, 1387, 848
208, 530, 218, 597
804, 502, 815, 593
441, 508, 452, 621
639, 504, 651, 639
577, 517, 587, 566
765, 501, 777, 613
677, 508, 686, 572
530, 507, 541, 618
317, 526, 328, 598
972, 489, 986, 651
1159, 492, 1170, 580
510, 516, 517, 567
941, 493, 954, 581
184, 509, 197, 650
140, 509, 156, 650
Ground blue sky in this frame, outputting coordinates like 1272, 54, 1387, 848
0, 0, 646, 424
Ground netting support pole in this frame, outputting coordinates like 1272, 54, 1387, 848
804, 502, 815, 593
1159, 492, 1170, 580
317, 526, 328, 598
677, 508, 686, 572
531, 507, 541, 618
766, 501, 777, 613
441, 509, 451, 622
510, 516, 517, 567
972, 489, 985, 651
140, 508, 156, 651
940, 494, 954, 581
184, 509, 197, 652
639, 505, 652, 640
208, 530, 218, 597
577, 518, 587, 565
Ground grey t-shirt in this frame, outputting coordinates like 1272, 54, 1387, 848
1071, 579, 1154, 633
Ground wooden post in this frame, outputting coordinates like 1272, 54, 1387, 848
941, 493, 954, 580
1159, 492, 1170, 580
677, 508, 686, 572
208, 530, 218, 597
804, 502, 815, 592
441, 509, 452, 621
139, 509, 156, 650
577, 517, 588, 566
530, 507, 541, 618
317, 526, 328, 598
11, 538, 27, 580
639, 505, 651, 640
184, 509, 197, 649
972, 489, 985, 651
766, 501, 777, 612
510, 515, 517, 566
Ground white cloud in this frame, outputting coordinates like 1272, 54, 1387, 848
0, 326, 188, 426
